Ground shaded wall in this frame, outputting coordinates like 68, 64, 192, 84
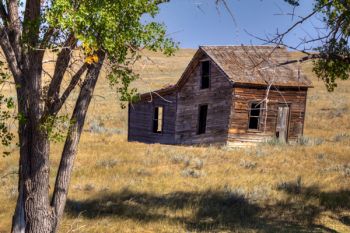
128, 92, 177, 144
175, 54, 233, 145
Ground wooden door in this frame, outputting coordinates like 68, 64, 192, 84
276, 106, 290, 142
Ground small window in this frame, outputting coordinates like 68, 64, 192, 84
198, 105, 208, 134
153, 106, 163, 133
201, 61, 210, 89
248, 102, 262, 130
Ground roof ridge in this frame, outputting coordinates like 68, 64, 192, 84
199, 45, 284, 48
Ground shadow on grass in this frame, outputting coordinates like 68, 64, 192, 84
65, 185, 350, 232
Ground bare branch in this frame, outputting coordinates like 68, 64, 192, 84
0, 26, 22, 82
46, 34, 77, 110
7, 0, 22, 65
50, 64, 88, 114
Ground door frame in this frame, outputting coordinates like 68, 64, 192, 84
275, 103, 291, 142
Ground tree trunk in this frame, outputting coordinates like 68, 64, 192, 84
10, 47, 105, 233
12, 57, 54, 233
51, 51, 106, 232
11, 104, 53, 233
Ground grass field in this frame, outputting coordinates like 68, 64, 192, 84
0, 49, 350, 233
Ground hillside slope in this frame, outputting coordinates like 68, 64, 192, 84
0, 49, 349, 233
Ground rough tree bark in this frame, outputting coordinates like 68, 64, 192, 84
10, 50, 105, 233
0, 1, 173, 232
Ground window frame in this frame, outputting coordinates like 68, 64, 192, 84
152, 106, 164, 134
200, 60, 211, 89
197, 104, 208, 135
247, 101, 263, 131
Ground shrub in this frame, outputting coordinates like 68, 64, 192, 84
136, 168, 152, 177
297, 136, 324, 146
239, 160, 257, 169
89, 119, 107, 133
297, 136, 310, 146
322, 163, 350, 177
84, 184, 95, 192
333, 132, 350, 142
181, 168, 205, 178
96, 159, 118, 169
192, 158, 204, 170
170, 154, 188, 164
263, 137, 284, 146
277, 176, 302, 194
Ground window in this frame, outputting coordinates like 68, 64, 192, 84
201, 60, 210, 89
198, 105, 208, 134
153, 106, 163, 133
248, 102, 262, 130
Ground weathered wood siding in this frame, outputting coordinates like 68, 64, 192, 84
175, 54, 233, 145
228, 86, 308, 144
128, 92, 177, 144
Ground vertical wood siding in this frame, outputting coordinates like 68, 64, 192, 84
175, 54, 233, 145
128, 92, 177, 144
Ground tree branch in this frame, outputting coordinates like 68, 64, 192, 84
40, 27, 55, 49
45, 34, 77, 111
23, 0, 41, 46
49, 64, 88, 115
51, 51, 106, 232
0, 26, 22, 82
7, 0, 22, 66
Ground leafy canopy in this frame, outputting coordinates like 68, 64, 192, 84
0, 0, 177, 151
48, 0, 177, 102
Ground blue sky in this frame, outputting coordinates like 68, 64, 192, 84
144, 0, 323, 49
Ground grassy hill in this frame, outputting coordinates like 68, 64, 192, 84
0, 49, 350, 233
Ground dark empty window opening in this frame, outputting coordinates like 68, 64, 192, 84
153, 106, 163, 133
248, 102, 262, 130
201, 61, 210, 89
198, 105, 208, 134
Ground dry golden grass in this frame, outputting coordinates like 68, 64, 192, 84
0, 49, 350, 233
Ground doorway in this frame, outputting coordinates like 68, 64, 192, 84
276, 105, 290, 143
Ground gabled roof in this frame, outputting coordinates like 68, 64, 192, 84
198, 45, 312, 87
139, 45, 312, 100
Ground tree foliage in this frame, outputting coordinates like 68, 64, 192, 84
0, 61, 15, 156
283, 0, 350, 91
0, 0, 177, 232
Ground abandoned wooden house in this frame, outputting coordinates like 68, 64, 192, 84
128, 45, 313, 146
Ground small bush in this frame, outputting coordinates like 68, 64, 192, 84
239, 160, 257, 169
84, 184, 95, 192
192, 158, 204, 170
343, 166, 350, 177
89, 119, 107, 133
333, 132, 350, 142
181, 168, 205, 178
297, 136, 310, 146
322, 163, 350, 177
297, 136, 324, 146
136, 168, 152, 177
249, 186, 271, 202
316, 153, 327, 160
170, 154, 188, 164
223, 185, 246, 202
96, 159, 118, 169
264, 137, 284, 146
277, 176, 302, 194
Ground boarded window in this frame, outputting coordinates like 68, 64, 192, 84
201, 61, 210, 89
198, 105, 208, 134
248, 102, 262, 130
153, 106, 163, 133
